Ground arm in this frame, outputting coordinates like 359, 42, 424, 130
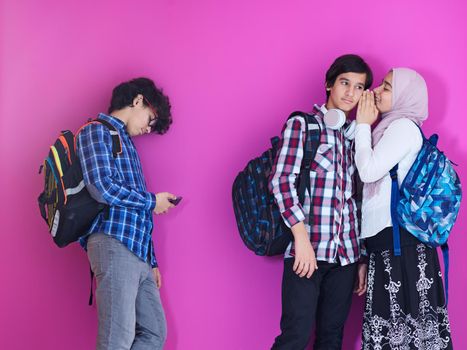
269, 117, 307, 227
355, 119, 416, 183
77, 123, 156, 210
269, 117, 317, 278
153, 268, 162, 289
354, 262, 368, 296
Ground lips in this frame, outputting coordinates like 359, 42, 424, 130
342, 98, 354, 104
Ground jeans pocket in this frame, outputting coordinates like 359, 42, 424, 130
86, 233, 101, 250
87, 234, 108, 277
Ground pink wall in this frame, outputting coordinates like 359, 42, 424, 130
1, 0, 466, 348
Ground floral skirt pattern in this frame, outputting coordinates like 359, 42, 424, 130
361, 242, 453, 350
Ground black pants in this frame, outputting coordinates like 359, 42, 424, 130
271, 258, 357, 350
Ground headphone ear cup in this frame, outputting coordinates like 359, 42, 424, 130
323, 109, 346, 129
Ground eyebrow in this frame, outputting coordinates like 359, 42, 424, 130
383, 79, 392, 88
339, 77, 365, 87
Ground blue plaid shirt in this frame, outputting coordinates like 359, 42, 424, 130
77, 113, 158, 267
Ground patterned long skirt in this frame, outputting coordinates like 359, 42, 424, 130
361, 227, 453, 350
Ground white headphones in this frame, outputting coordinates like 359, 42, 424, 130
323, 108, 346, 130
322, 107, 356, 140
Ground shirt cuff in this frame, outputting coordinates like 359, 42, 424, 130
355, 123, 371, 134
146, 192, 156, 211
281, 204, 306, 228
150, 242, 158, 268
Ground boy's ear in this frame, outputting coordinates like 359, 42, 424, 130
132, 94, 143, 107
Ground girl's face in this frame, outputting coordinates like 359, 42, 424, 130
373, 71, 393, 113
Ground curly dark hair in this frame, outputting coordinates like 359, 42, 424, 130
108, 77, 172, 134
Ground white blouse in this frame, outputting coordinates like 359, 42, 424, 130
355, 118, 423, 239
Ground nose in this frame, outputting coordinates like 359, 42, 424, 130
346, 85, 355, 97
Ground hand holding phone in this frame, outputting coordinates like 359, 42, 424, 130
154, 192, 178, 214
169, 196, 183, 206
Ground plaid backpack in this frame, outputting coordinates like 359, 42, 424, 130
38, 119, 122, 248
232, 112, 321, 256
390, 124, 462, 302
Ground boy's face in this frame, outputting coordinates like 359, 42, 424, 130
126, 96, 157, 137
326, 72, 367, 114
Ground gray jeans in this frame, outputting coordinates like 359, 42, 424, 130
87, 233, 167, 350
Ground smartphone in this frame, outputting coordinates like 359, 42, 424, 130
169, 196, 183, 206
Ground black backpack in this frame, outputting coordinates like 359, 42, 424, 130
38, 119, 122, 247
232, 112, 321, 256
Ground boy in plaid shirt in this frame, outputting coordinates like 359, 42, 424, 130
77, 77, 176, 350
270, 55, 373, 350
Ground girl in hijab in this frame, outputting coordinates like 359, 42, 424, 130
355, 68, 452, 349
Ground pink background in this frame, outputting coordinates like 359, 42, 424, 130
1, 0, 466, 349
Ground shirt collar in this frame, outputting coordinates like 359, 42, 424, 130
97, 113, 127, 131
313, 103, 352, 128
312, 104, 327, 117
318, 103, 328, 114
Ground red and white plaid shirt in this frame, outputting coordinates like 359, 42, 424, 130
269, 105, 362, 266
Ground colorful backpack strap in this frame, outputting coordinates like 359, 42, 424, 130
60, 130, 76, 161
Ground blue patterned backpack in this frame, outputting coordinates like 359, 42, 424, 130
390, 124, 462, 302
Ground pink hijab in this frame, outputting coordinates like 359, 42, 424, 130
366, 67, 429, 197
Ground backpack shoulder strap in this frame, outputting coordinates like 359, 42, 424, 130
389, 164, 402, 256
75, 119, 122, 158
441, 244, 449, 305
287, 111, 321, 172
92, 119, 122, 157
410, 120, 441, 147
287, 111, 322, 202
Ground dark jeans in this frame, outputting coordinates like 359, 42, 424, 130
272, 258, 357, 350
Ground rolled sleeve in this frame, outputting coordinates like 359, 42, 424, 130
269, 117, 307, 227
281, 204, 306, 228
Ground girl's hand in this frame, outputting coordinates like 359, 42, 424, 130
357, 90, 379, 126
